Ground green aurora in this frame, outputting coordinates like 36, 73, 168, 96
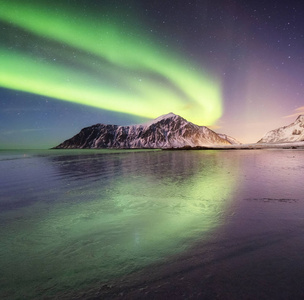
0, 0, 222, 125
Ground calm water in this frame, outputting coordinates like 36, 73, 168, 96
0, 149, 304, 299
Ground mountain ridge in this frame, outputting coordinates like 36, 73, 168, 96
258, 115, 304, 143
54, 113, 239, 149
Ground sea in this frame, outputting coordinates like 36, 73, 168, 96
1, 149, 304, 299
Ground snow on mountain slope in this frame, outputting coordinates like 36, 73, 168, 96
258, 115, 304, 143
217, 133, 242, 145
54, 113, 234, 149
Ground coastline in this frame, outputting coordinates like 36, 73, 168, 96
163, 141, 304, 150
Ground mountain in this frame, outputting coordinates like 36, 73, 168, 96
258, 115, 304, 143
54, 113, 237, 149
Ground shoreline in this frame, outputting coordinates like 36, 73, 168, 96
50, 141, 304, 151
163, 141, 304, 150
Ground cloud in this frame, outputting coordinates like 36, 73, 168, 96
295, 106, 304, 112
283, 106, 304, 119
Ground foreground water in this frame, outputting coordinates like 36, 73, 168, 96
0, 149, 304, 299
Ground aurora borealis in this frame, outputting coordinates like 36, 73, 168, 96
0, 0, 221, 123
1, 0, 304, 148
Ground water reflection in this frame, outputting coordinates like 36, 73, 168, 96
0, 150, 238, 299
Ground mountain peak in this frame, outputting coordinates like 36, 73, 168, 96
142, 112, 184, 127
158, 112, 178, 119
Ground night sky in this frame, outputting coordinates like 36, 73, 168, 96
1, 0, 304, 149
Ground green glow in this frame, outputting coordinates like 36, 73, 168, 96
0, 150, 238, 298
0, 0, 222, 125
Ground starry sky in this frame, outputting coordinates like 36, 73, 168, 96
1, 0, 304, 149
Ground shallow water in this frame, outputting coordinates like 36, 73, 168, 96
0, 149, 304, 299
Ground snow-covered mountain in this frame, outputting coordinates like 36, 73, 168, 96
258, 115, 304, 143
54, 113, 237, 149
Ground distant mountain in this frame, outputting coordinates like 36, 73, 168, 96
54, 113, 238, 149
258, 115, 304, 143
